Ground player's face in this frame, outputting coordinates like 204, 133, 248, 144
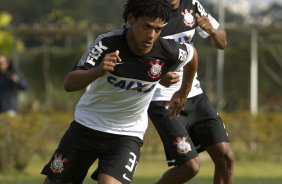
0, 56, 9, 73
167, 0, 180, 9
127, 16, 164, 56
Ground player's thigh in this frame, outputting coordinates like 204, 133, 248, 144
148, 101, 167, 129
149, 100, 191, 135
97, 136, 143, 184
149, 101, 199, 166
189, 94, 230, 150
98, 173, 122, 184
41, 121, 99, 183
150, 103, 198, 165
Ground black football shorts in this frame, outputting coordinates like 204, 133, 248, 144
41, 121, 143, 183
148, 93, 230, 166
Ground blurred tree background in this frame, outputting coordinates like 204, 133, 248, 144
0, 0, 281, 172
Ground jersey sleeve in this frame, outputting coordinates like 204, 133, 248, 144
170, 43, 194, 72
72, 35, 108, 70
162, 39, 194, 72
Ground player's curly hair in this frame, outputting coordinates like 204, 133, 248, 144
123, 0, 172, 23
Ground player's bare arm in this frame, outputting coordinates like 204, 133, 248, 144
195, 13, 227, 49
64, 50, 121, 92
167, 47, 198, 119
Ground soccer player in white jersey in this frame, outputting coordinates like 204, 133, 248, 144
148, 0, 234, 184
41, 0, 198, 184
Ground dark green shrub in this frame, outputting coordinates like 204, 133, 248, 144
0, 112, 72, 171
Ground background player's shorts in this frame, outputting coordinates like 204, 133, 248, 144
148, 93, 229, 166
41, 121, 143, 184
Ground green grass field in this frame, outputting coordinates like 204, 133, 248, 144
0, 154, 282, 184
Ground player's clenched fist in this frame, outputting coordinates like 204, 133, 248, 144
96, 50, 122, 76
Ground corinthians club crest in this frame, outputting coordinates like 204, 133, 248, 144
147, 59, 165, 79
181, 9, 195, 28
50, 153, 68, 173
173, 136, 192, 154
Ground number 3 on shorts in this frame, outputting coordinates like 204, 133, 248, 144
123, 152, 137, 182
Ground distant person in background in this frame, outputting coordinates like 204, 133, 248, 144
0, 54, 28, 116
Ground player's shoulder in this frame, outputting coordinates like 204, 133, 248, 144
158, 37, 194, 54
96, 28, 125, 42
157, 37, 181, 50
89, 28, 126, 52
155, 37, 187, 60
157, 37, 189, 54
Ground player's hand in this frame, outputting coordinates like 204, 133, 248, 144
159, 72, 180, 87
195, 13, 215, 35
11, 73, 20, 83
96, 50, 122, 76
165, 90, 187, 119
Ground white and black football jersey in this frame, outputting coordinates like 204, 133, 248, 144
152, 0, 220, 101
73, 28, 194, 139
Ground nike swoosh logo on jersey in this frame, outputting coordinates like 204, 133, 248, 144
163, 22, 168, 27
115, 62, 125, 65
123, 173, 131, 181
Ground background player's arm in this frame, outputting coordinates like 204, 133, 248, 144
195, 13, 227, 49
167, 47, 198, 118
64, 50, 121, 92
209, 28, 227, 49
179, 47, 198, 98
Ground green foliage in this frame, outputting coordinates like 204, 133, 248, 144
0, 12, 25, 56
0, 111, 281, 173
0, 31, 14, 55
221, 112, 282, 161
0, 112, 72, 172
0, 114, 42, 171
0, 12, 12, 26
0, 0, 126, 26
